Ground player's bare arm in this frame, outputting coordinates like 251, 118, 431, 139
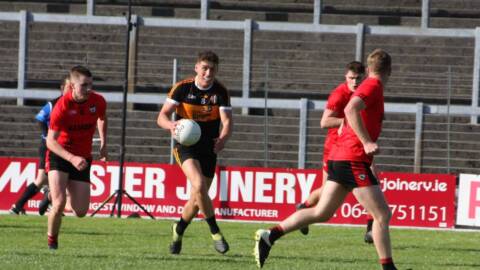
214, 109, 233, 154
46, 129, 87, 171
320, 108, 342, 129
344, 96, 378, 155
157, 102, 178, 136
97, 116, 108, 161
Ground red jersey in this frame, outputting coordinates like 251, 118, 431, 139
329, 77, 384, 164
49, 90, 106, 159
323, 83, 353, 164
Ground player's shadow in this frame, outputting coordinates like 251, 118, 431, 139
431, 262, 480, 269
65, 230, 118, 236
428, 246, 480, 252
268, 254, 372, 264
396, 244, 480, 253
147, 255, 240, 263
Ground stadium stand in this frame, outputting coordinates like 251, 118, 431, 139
0, 1, 480, 175
1, 0, 480, 27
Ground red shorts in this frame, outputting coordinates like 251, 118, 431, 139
326, 160, 378, 190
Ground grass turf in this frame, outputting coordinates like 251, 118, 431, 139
0, 215, 479, 269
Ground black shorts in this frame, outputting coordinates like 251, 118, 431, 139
327, 160, 378, 190
38, 139, 47, 170
173, 143, 217, 178
47, 151, 92, 182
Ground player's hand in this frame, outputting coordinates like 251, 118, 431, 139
170, 121, 178, 136
213, 137, 226, 154
70, 156, 88, 171
363, 141, 379, 156
99, 144, 108, 162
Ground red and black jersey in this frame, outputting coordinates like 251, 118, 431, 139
166, 77, 231, 144
49, 90, 106, 159
329, 77, 384, 164
323, 83, 353, 165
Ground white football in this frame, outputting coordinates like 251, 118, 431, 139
174, 119, 201, 146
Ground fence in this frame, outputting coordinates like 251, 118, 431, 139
0, 9, 479, 119
1, 7, 480, 173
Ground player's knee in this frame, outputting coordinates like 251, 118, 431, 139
190, 181, 208, 195
374, 207, 392, 226
72, 208, 88, 217
76, 212, 87, 218
312, 208, 334, 222
50, 201, 66, 215
34, 175, 47, 186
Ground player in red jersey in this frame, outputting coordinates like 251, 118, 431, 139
296, 61, 366, 233
9, 76, 70, 215
254, 49, 397, 270
295, 61, 375, 242
45, 66, 108, 250
157, 51, 232, 255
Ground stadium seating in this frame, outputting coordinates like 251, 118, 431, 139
0, 1, 480, 174
1, 0, 480, 27
2, 101, 479, 174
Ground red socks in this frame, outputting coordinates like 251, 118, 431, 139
268, 225, 285, 244
380, 258, 397, 270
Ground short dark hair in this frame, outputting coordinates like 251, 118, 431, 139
197, 50, 219, 66
345, 61, 365, 74
60, 74, 70, 91
70, 65, 92, 78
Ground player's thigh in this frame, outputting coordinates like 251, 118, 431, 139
66, 180, 91, 216
181, 159, 207, 188
313, 180, 349, 219
322, 169, 328, 186
48, 170, 69, 204
181, 158, 203, 180
352, 185, 390, 220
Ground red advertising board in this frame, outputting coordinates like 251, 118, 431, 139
0, 157, 456, 228
328, 172, 456, 228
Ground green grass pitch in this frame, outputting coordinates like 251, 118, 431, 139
1, 215, 479, 269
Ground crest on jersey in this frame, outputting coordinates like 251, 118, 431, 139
89, 105, 96, 113
201, 94, 209, 105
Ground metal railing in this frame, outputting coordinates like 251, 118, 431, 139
0, 4, 480, 172
0, 8, 479, 123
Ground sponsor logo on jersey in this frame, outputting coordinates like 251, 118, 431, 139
210, 95, 217, 104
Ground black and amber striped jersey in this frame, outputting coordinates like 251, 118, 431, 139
166, 77, 231, 144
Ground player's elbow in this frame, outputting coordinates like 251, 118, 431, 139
344, 104, 356, 119
320, 119, 328, 129
157, 111, 171, 129
46, 138, 54, 150
156, 117, 165, 129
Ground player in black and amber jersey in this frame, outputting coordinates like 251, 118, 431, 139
157, 51, 233, 255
